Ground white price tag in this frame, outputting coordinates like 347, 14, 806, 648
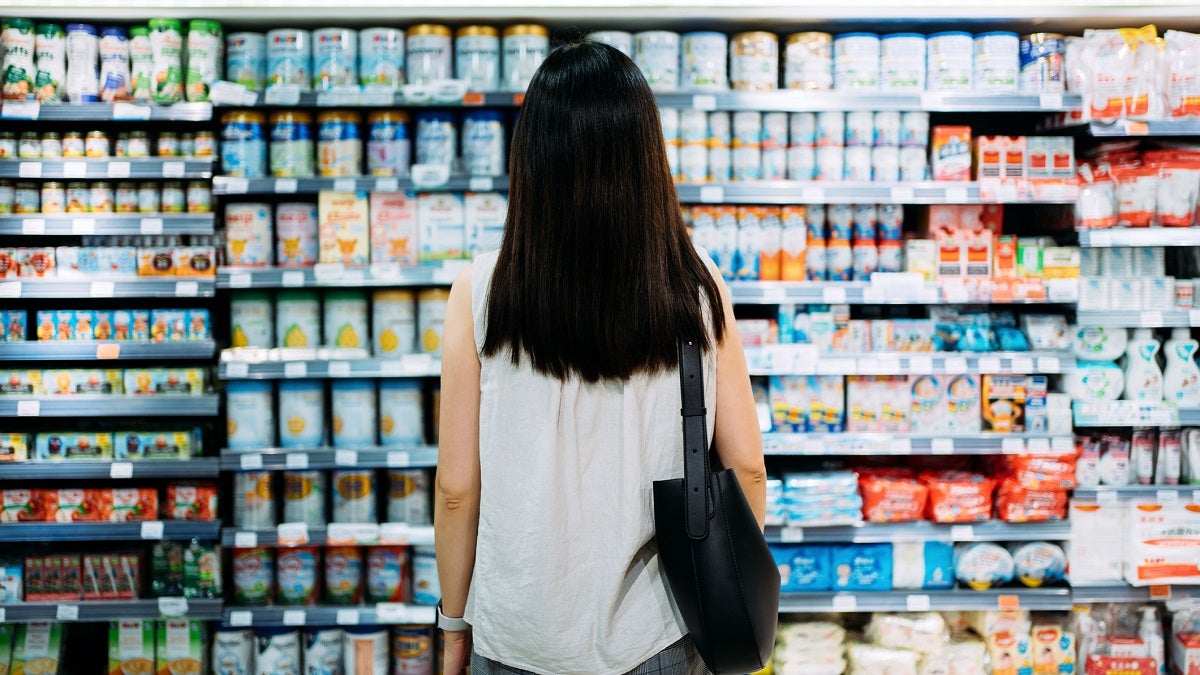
21, 218, 45, 235
1027, 438, 1051, 453
208, 80, 252, 106
1, 281, 23, 299
401, 84, 432, 103
1141, 311, 1164, 327
283, 610, 307, 626
832, 594, 858, 612
56, 604, 79, 621
891, 186, 915, 202
894, 438, 913, 454
16, 400, 40, 417
411, 164, 451, 189
110, 462, 134, 479
277, 522, 310, 545
335, 449, 359, 466
373, 177, 399, 193
139, 217, 164, 235
221, 177, 249, 194
175, 280, 199, 297
264, 85, 302, 106
1052, 437, 1073, 453
113, 102, 152, 120
950, 525, 974, 541
823, 287, 847, 303
800, 186, 824, 203
944, 357, 968, 374
359, 88, 394, 106
380, 522, 411, 545
1190, 310, 1200, 327
1011, 357, 1035, 373
283, 362, 308, 378
157, 597, 188, 616
162, 161, 186, 178
908, 356, 934, 374
90, 281, 115, 298
106, 161, 131, 179
313, 263, 345, 282
1039, 93, 1064, 109
328, 361, 351, 377
780, 527, 804, 543
285, 453, 310, 470
239, 453, 264, 470
692, 95, 717, 110
234, 531, 258, 548
140, 521, 165, 539
1038, 357, 1061, 373
1098, 491, 1119, 505
19, 162, 42, 178
387, 451, 411, 468
1087, 230, 1112, 247
1158, 489, 1181, 504
336, 609, 361, 625
274, 178, 298, 194
931, 438, 954, 454
468, 177, 494, 192
699, 186, 724, 203
946, 186, 969, 203
63, 161, 87, 179
228, 610, 253, 627
906, 595, 932, 612
978, 357, 1002, 373
375, 603, 407, 622
281, 270, 305, 287
1002, 438, 1026, 454
226, 362, 250, 378
331, 178, 356, 193
1, 101, 39, 119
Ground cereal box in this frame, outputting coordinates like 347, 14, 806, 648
116, 431, 196, 461
108, 620, 156, 675
318, 190, 371, 265
370, 191, 419, 265
418, 192, 466, 261
0, 310, 26, 342
42, 369, 123, 395
0, 434, 29, 461
35, 432, 114, 460
11, 622, 64, 675
124, 369, 205, 396
465, 192, 508, 258
155, 620, 205, 675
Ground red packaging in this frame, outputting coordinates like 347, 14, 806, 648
996, 478, 1068, 522
166, 484, 218, 521
101, 488, 159, 522
1000, 454, 1079, 490
59, 555, 81, 601
859, 474, 928, 522
24, 557, 43, 601
45, 488, 102, 522
1, 489, 47, 522
1085, 655, 1159, 675
920, 470, 995, 523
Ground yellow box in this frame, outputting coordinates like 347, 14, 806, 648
319, 190, 370, 265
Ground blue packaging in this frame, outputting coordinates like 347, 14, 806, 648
851, 204, 876, 240
919, 541, 955, 589
772, 545, 832, 592
832, 544, 893, 591
0, 311, 26, 342
222, 114, 267, 178
826, 204, 853, 241
415, 112, 457, 166
462, 110, 506, 177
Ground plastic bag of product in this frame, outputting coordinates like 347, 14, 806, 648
847, 642, 920, 675
954, 542, 1015, 590
865, 613, 949, 656
917, 640, 988, 675
859, 472, 928, 523
919, 471, 995, 523
1151, 155, 1200, 227
774, 622, 846, 675
1164, 30, 1200, 118
999, 454, 1079, 490
1081, 25, 1162, 121
1170, 601, 1200, 675
1075, 163, 1118, 230
995, 479, 1068, 523
1112, 164, 1159, 227
1064, 35, 1087, 93
964, 609, 1031, 637
1010, 541, 1067, 587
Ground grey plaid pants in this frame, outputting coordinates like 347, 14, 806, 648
469, 636, 709, 675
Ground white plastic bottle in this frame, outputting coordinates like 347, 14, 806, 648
1139, 606, 1165, 675
1164, 328, 1200, 406
1124, 328, 1163, 402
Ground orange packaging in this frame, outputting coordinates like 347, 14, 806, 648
1003, 136, 1027, 179
974, 136, 1004, 179
994, 235, 1018, 279
166, 484, 218, 521
759, 207, 783, 281
175, 246, 217, 277
919, 470, 995, 523
780, 206, 807, 281
137, 246, 176, 276
0, 489, 47, 522
1112, 165, 1158, 227
995, 478, 1068, 523
931, 125, 973, 181
859, 474, 928, 522
1000, 454, 1078, 490
101, 488, 159, 522
45, 488, 102, 522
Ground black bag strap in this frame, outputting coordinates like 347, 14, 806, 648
679, 339, 711, 540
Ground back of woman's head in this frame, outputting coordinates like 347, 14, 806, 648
482, 41, 726, 383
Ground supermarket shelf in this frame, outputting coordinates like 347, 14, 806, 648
1073, 401, 1180, 427
745, 348, 1071, 376
778, 588, 1072, 613
0, 395, 220, 418
674, 181, 1078, 205
0, 520, 220, 542
766, 520, 1070, 544
1070, 584, 1200, 603
653, 91, 1082, 113
0, 159, 214, 180
218, 89, 521, 109
729, 281, 939, 305
223, 603, 435, 628
1077, 227, 1200, 248
762, 433, 1074, 456
0, 101, 213, 122
0, 341, 216, 361
1072, 486, 1200, 503
222, 523, 435, 548
220, 352, 439, 379
1074, 310, 1198, 328
1086, 119, 1200, 137
218, 262, 464, 289
212, 174, 505, 195
221, 447, 438, 471
0, 214, 216, 236
0, 278, 215, 299
1179, 408, 1200, 425
0, 598, 222, 623
0, 458, 219, 480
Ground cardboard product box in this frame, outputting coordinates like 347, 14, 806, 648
115, 431, 196, 461
904, 239, 937, 282
0, 310, 27, 342
41, 369, 123, 395
1003, 135, 1027, 179
108, 620, 156, 675
1043, 247, 1081, 279
59, 555, 81, 601
772, 545, 833, 592
0, 434, 30, 462
417, 192, 466, 262
45, 489, 102, 523
370, 191, 420, 266
182, 541, 221, 600
769, 376, 807, 433
0, 623, 14, 673
175, 246, 216, 277
931, 126, 972, 181
0, 561, 23, 602
994, 235, 1018, 279
103, 488, 159, 523
982, 375, 1026, 433
123, 369, 205, 396
974, 135, 1004, 179
155, 620, 205, 675
16, 248, 55, 278
318, 190, 371, 265
137, 246, 177, 277
2, 490, 47, 523
35, 432, 114, 460
83, 555, 115, 600
98, 246, 139, 278
24, 557, 43, 601
185, 310, 210, 342
465, 192, 508, 259
1124, 502, 1200, 586
12, 622, 64, 675
0, 371, 44, 395
831, 544, 893, 591
149, 311, 189, 343
0, 249, 16, 278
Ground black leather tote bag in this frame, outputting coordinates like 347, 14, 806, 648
653, 340, 779, 674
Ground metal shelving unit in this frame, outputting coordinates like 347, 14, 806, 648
0, 279, 215, 299
762, 433, 1074, 456
222, 447, 438, 471
0, 341, 216, 361
218, 263, 464, 289
0, 598, 222, 623
1085, 119, 1200, 137
219, 89, 521, 109
745, 348, 1071, 376
0, 159, 214, 180
1077, 228, 1200, 247
0, 214, 216, 237
0, 101, 213, 122
219, 354, 439, 380
223, 603, 435, 628
0, 458, 219, 480
674, 181, 1078, 205
1072, 486, 1200, 503
0, 396, 220, 418
653, 91, 1081, 113
1073, 401, 1180, 427
1074, 310, 1197, 328
767, 520, 1069, 544
213, 175, 504, 196
1070, 584, 1200, 603
727, 280, 1075, 305
223, 523, 435, 548
0, 521, 220, 542
778, 588, 1072, 613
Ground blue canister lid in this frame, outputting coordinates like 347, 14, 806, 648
881, 32, 925, 40
101, 27, 127, 39
929, 31, 974, 39
975, 31, 1019, 40
464, 110, 504, 123
416, 111, 456, 124
835, 32, 880, 40
66, 24, 97, 34
682, 31, 727, 40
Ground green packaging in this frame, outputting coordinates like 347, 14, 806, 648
107, 620, 154, 675
155, 620, 204, 675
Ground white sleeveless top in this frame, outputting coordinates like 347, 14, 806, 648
465, 250, 717, 674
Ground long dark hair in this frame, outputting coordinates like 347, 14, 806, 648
482, 41, 726, 383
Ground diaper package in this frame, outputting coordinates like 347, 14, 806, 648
921, 471, 995, 523
781, 471, 862, 526
917, 640, 988, 675
1067, 502, 1126, 584
774, 622, 846, 675
860, 470, 929, 523
954, 543, 1015, 590
772, 545, 833, 592
1009, 542, 1067, 588
892, 542, 955, 590
832, 544, 893, 591
985, 630, 1033, 675
865, 613, 949, 656
848, 642, 920, 675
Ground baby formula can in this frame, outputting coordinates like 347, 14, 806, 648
34, 23, 65, 103
332, 469, 376, 522
502, 24, 548, 92
212, 628, 254, 675
227, 380, 274, 448
98, 27, 130, 102
331, 380, 377, 448
785, 32, 832, 90
283, 469, 327, 526
411, 545, 439, 605
463, 110, 506, 176
313, 27, 357, 90
2, 19, 36, 101
317, 110, 362, 177
787, 145, 815, 180
65, 23, 99, 102
392, 626, 435, 675
324, 546, 364, 604
852, 240, 878, 280
128, 26, 152, 101
232, 548, 274, 605
276, 202, 320, 266
405, 24, 452, 85
279, 380, 325, 448
415, 112, 456, 166
456, 26, 500, 92
844, 146, 872, 181
679, 110, 707, 145
235, 470, 277, 528
845, 111, 874, 147
324, 289, 369, 349
380, 380, 423, 446
681, 32, 728, 91
708, 111, 731, 146
708, 146, 731, 182
730, 31, 778, 91
186, 19, 222, 102
373, 290, 416, 355
733, 111, 762, 148
680, 144, 708, 183
659, 107, 679, 142
634, 31, 680, 92
276, 289, 320, 349
230, 292, 273, 348
1019, 33, 1064, 92
927, 31, 973, 90
366, 546, 408, 603
878, 203, 903, 240
815, 145, 844, 181
762, 148, 786, 180
388, 469, 431, 524
267, 28, 311, 89
974, 31, 1019, 91
225, 203, 273, 266
255, 628, 301, 675
226, 32, 266, 90
344, 627, 389, 675
276, 546, 319, 605
763, 112, 788, 150
872, 145, 900, 182
589, 30, 633, 57
816, 111, 844, 147
789, 112, 816, 146
270, 110, 314, 177
899, 146, 928, 181
360, 27, 404, 89
367, 111, 411, 177
880, 32, 926, 91
874, 111, 901, 146
89, 181, 113, 212
304, 629, 345, 675
417, 289, 450, 356
899, 111, 930, 147
222, 111, 267, 178
148, 18, 183, 103
833, 32, 880, 90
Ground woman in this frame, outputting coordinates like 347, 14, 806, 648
435, 41, 766, 675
